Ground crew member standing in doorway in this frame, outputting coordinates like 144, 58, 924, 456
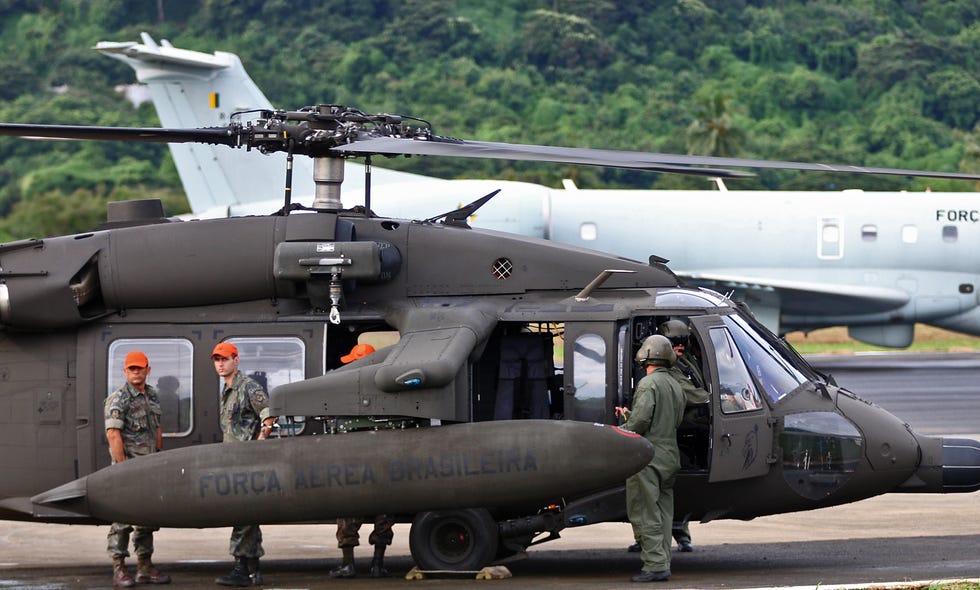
616, 335, 686, 583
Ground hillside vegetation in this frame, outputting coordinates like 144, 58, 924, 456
0, 0, 977, 240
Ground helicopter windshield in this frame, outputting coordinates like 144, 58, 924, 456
722, 315, 808, 404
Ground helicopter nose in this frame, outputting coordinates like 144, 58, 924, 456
938, 437, 980, 493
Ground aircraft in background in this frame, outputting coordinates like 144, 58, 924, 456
96, 34, 980, 348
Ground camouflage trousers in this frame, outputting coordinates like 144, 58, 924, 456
229, 524, 264, 558
107, 522, 158, 559
335, 515, 394, 548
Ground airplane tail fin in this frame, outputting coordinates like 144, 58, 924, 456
96, 33, 427, 217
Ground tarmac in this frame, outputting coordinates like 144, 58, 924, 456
2, 492, 978, 589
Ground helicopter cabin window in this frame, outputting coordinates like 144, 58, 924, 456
108, 338, 194, 437
861, 224, 877, 242
579, 222, 598, 241
901, 224, 918, 244
572, 333, 606, 423
943, 225, 958, 243
226, 337, 306, 435
707, 328, 762, 414
817, 217, 843, 260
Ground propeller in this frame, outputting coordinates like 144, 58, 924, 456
2, 103, 979, 211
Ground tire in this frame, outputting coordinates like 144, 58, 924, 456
409, 508, 499, 571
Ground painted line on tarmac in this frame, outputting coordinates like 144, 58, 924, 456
711, 578, 980, 590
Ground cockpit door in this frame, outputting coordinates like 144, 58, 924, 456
689, 316, 773, 483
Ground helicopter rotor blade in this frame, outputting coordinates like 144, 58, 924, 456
333, 136, 754, 178
3, 110, 979, 182
0, 123, 240, 147
335, 135, 980, 182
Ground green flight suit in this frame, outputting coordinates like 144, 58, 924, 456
623, 367, 686, 573
668, 355, 706, 546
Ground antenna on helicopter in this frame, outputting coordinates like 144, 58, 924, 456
424, 190, 502, 227
575, 270, 636, 302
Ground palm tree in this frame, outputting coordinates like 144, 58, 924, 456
685, 93, 745, 157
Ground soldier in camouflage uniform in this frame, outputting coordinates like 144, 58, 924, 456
328, 343, 396, 579
104, 350, 171, 587
211, 341, 278, 587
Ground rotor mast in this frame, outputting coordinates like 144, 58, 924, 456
313, 155, 345, 210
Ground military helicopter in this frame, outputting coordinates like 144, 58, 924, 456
0, 106, 978, 572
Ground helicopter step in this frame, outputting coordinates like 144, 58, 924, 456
30, 420, 652, 528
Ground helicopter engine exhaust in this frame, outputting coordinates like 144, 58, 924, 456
29, 420, 653, 528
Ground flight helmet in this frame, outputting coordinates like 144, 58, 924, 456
635, 335, 676, 367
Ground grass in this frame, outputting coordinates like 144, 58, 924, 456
785, 325, 980, 355
859, 583, 980, 590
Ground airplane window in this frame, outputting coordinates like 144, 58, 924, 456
723, 315, 807, 404
227, 337, 306, 436
579, 222, 597, 241
822, 224, 840, 243
861, 224, 877, 242
108, 338, 194, 437
901, 225, 918, 244
572, 333, 606, 423
781, 412, 863, 500
818, 218, 843, 259
943, 225, 958, 243
707, 328, 763, 414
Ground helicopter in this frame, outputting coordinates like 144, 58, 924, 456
0, 106, 979, 572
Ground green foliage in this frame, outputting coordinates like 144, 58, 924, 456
0, 0, 976, 239
686, 92, 745, 157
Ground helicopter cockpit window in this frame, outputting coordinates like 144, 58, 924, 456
656, 289, 726, 309
708, 328, 763, 414
782, 412, 863, 500
227, 337, 306, 436
108, 338, 194, 437
723, 315, 807, 404
572, 333, 606, 423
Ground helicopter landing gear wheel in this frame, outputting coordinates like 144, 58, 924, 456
409, 508, 499, 571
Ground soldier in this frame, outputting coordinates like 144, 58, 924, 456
660, 319, 706, 552
212, 341, 278, 587
615, 335, 686, 583
104, 350, 171, 587
328, 343, 396, 579
627, 320, 705, 554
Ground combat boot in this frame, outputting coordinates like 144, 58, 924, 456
247, 557, 263, 585
369, 545, 390, 578
215, 557, 252, 587
328, 547, 356, 578
136, 555, 171, 584
112, 557, 136, 588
